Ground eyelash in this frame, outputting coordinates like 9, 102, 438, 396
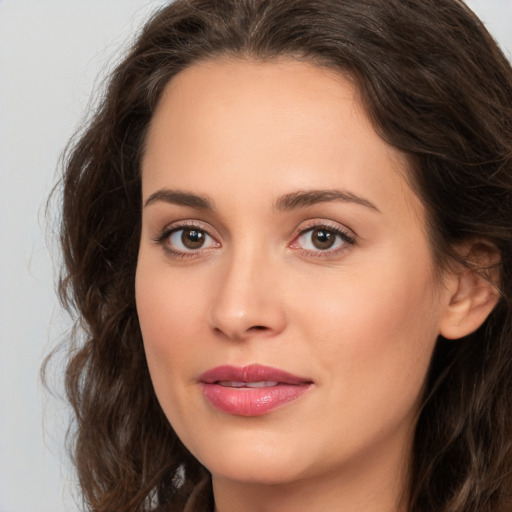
292, 222, 356, 257
153, 220, 356, 259
152, 221, 217, 259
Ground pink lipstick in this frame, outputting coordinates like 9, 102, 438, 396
199, 364, 312, 416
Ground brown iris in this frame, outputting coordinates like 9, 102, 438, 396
311, 228, 336, 250
181, 229, 206, 249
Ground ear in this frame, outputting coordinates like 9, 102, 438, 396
439, 241, 501, 340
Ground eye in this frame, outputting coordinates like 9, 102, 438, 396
169, 228, 213, 251
291, 224, 355, 254
154, 223, 219, 257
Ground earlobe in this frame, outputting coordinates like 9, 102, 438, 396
439, 243, 501, 340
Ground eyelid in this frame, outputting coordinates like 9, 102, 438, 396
152, 218, 356, 258
291, 218, 356, 240
152, 219, 221, 257
289, 219, 356, 255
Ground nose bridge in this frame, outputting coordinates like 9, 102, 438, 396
209, 240, 285, 340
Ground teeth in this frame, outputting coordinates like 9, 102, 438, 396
246, 381, 279, 388
218, 381, 279, 388
218, 381, 246, 388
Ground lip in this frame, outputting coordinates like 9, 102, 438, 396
199, 364, 313, 417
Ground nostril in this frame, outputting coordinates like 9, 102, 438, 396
250, 326, 268, 331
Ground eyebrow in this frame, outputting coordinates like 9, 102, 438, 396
144, 189, 215, 209
143, 187, 379, 213
274, 189, 380, 212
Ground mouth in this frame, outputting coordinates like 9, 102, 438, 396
216, 380, 280, 388
199, 364, 313, 417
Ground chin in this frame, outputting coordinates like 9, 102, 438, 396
190, 433, 313, 486
209, 458, 307, 486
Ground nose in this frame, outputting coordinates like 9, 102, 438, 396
208, 248, 287, 341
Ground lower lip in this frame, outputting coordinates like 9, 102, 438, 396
200, 383, 311, 416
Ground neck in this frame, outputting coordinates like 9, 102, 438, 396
211, 433, 411, 512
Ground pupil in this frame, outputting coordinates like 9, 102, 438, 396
182, 229, 204, 249
313, 229, 335, 249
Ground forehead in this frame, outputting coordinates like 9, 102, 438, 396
142, 57, 423, 225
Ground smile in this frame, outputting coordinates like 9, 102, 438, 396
199, 364, 313, 416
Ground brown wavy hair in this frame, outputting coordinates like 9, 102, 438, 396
50, 0, 512, 510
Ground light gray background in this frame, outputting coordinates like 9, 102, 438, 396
0, 1, 510, 511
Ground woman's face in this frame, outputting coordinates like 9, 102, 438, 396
136, 59, 453, 492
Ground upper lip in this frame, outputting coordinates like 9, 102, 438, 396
199, 364, 312, 385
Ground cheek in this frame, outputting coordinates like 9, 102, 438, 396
135, 263, 214, 450
296, 250, 442, 415
135, 262, 204, 391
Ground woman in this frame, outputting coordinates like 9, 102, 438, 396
55, 0, 512, 510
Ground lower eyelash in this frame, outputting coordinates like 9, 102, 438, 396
294, 224, 356, 257
162, 246, 196, 259
152, 222, 211, 259
300, 225, 355, 244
